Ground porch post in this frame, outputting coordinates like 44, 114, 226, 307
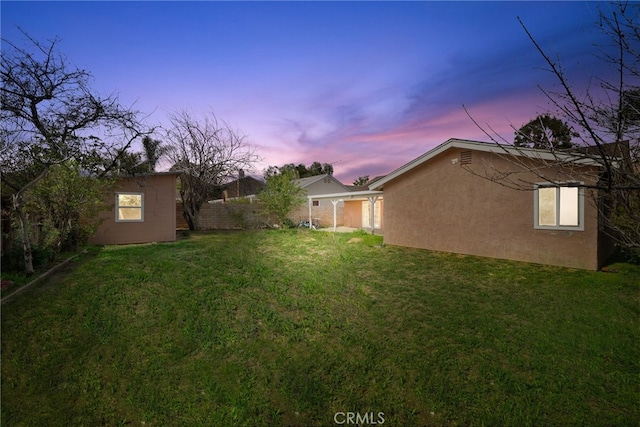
331, 199, 340, 232
368, 196, 378, 234
308, 197, 313, 228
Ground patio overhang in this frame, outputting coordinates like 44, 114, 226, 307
307, 190, 384, 233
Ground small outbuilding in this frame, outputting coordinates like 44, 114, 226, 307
89, 172, 180, 245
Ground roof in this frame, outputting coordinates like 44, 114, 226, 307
293, 174, 350, 191
116, 170, 183, 178
369, 138, 605, 190
221, 176, 265, 198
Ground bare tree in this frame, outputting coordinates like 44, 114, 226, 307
0, 31, 152, 275
166, 109, 259, 230
465, 2, 640, 251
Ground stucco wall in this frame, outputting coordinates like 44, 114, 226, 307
343, 201, 363, 228
383, 148, 601, 270
344, 199, 384, 230
90, 174, 177, 245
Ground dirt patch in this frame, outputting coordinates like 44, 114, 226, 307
347, 237, 363, 244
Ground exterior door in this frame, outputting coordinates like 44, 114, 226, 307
362, 200, 381, 229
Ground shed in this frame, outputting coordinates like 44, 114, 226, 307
89, 172, 180, 245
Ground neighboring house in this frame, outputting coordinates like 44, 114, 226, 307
290, 174, 350, 227
90, 172, 180, 245
221, 173, 265, 201
369, 138, 615, 270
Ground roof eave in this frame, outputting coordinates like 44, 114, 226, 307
307, 190, 383, 200
369, 138, 605, 190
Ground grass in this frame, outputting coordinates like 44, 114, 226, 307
1, 230, 638, 426
1, 249, 80, 299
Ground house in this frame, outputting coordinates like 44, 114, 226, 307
290, 174, 351, 227
369, 138, 615, 270
296, 175, 385, 232
221, 172, 265, 201
89, 172, 180, 245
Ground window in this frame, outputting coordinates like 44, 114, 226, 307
534, 183, 583, 230
312, 200, 319, 207
116, 193, 144, 222
362, 200, 382, 229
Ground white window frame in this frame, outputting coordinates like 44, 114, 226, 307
115, 192, 144, 222
533, 182, 584, 231
362, 199, 382, 229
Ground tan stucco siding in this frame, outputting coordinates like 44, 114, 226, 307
383, 149, 600, 270
90, 174, 177, 245
343, 199, 384, 230
344, 201, 363, 228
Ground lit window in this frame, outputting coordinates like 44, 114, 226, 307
534, 184, 583, 230
362, 200, 382, 229
116, 193, 143, 222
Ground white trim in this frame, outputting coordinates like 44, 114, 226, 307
533, 182, 584, 231
115, 192, 144, 222
306, 190, 383, 201
363, 198, 382, 232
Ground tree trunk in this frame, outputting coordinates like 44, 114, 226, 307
181, 187, 203, 231
183, 204, 200, 231
13, 195, 35, 276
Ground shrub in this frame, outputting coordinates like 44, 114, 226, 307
1, 245, 53, 273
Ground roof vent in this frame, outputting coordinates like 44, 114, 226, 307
460, 150, 472, 165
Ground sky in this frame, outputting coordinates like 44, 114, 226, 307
1, 1, 614, 184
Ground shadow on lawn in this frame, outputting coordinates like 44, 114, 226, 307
0, 246, 104, 304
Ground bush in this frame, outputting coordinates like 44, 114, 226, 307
1, 245, 53, 274
619, 246, 640, 264
281, 218, 296, 229
259, 170, 306, 227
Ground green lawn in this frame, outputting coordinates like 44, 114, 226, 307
1, 230, 638, 426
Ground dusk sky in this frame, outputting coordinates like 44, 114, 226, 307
2, 1, 613, 183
